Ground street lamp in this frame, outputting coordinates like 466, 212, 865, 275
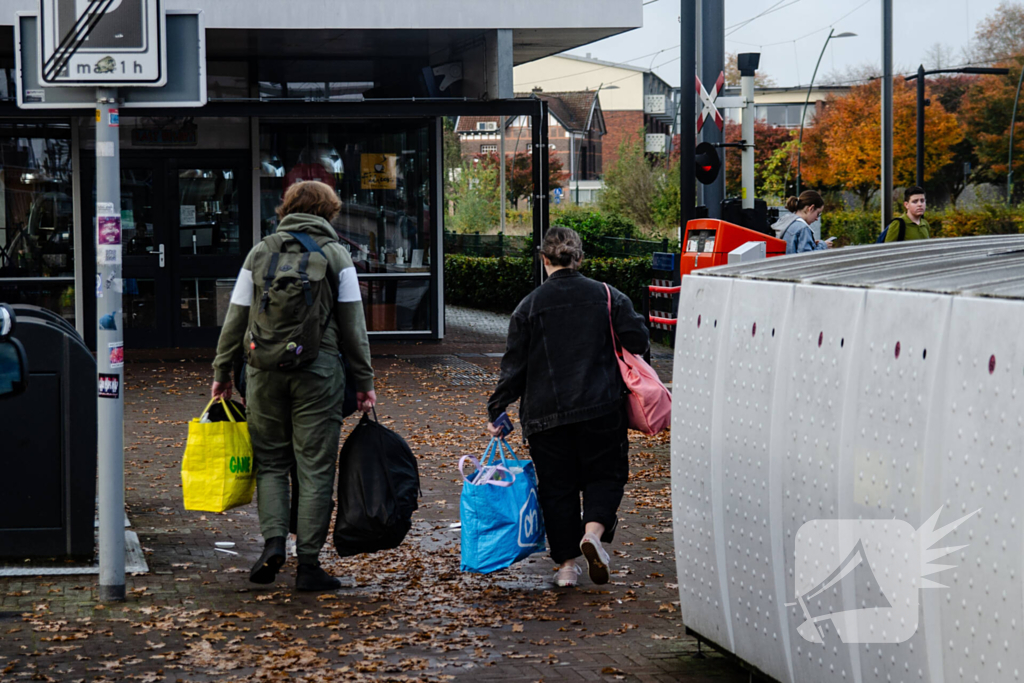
1008, 63, 1024, 203
796, 29, 856, 195
906, 65, 1009, 188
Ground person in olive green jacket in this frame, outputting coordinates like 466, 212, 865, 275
885, 186, 930, 242
210, 181, 375, 592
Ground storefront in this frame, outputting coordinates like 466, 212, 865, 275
0, 0, 642, 348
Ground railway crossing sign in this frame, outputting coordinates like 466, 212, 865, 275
696, 71, 725, 133
38, 0, 167, 87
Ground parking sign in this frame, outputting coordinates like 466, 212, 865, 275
38, 0, 166, 87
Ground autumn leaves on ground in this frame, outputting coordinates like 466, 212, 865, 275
0, 354, 746, 682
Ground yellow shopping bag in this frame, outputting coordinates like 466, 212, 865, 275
181, 398, 255, 512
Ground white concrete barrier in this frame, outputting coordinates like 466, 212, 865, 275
672, 236, 1024, 683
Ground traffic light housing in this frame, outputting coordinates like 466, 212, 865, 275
695, 142, 721, 185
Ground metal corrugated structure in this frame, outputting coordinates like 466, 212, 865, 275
671, 236, 1024, 683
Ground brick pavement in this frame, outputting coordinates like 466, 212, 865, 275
0, 309, 747, 683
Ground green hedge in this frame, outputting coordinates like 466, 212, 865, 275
549, 207, 643, 257
445, 255, 653, 313
822, 206, 1024, 246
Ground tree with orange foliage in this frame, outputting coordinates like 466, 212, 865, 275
958, 60, 1024, 197
802, 79, 963, 208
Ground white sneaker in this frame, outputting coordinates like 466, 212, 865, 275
554, 563, 582, 587
580, 532, 610, 585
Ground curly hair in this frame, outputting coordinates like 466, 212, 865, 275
275, 181, 342, 221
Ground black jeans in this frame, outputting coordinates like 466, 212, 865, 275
527, 407, 629, 564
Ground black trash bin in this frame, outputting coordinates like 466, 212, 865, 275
1, 307, 96, 558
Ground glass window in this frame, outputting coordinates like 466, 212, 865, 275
361, 279, 431, 332
181, 278, 236, 328
0, 121, 75, 323
178, 168, 241, 255
764, 105, 787, 126
259, 121, 433, 275
259, 120, 434, 334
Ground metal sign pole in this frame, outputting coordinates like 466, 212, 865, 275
96, 87, 125, 602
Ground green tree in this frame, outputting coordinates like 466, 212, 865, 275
448, 162, 499, 233
476, 150, 564, 209
600, 128, 677, 230
442, 117, 464, 201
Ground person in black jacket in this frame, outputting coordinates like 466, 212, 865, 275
486, 226, 649, 587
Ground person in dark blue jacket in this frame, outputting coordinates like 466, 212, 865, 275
486, 227, 649, 588
781, 190, 832, 254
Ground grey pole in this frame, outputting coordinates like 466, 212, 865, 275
740, 66, 756, 209
96, 87, 125, 602
916, 64, 925, 188
681, 0, 696, 232
881, 0, 894, 227
1008, 64, 1024, 204
499, 115, 506, 233
701, 0, 724, 218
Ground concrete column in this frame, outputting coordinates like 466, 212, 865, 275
486, 29, 513, 100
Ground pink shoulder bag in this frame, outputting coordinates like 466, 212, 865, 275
604, 284, 672, 435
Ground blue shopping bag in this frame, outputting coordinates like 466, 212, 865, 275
459, 437, 546, 574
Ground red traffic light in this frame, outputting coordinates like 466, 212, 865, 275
695, 142, 721, 185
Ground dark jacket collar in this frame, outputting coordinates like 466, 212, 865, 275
545, 268, 581, 281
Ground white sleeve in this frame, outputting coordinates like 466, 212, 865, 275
336, 266, 362, 303
229, 268, 254, 306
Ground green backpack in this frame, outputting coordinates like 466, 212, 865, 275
246, 231, 336, 371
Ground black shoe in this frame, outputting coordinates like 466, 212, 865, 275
296, 562, 341, 592
249, 536, 287, 584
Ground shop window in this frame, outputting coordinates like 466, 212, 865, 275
259, 120, 434, 333
0, 121, 75, 324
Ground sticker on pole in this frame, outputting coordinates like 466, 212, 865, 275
98, 214, 121, 245
108, 341, 124, 368
98, 373, 120, 399
38, 0, 167, 87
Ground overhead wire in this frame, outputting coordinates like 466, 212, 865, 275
725, 0, 801, 36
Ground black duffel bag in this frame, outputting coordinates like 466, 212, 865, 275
333, 409, 420, 556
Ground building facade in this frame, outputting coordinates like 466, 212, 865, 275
0, 0, 641, 348
514, 54, 675, 171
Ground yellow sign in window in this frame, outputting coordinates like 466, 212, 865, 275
360, 154, 397, 190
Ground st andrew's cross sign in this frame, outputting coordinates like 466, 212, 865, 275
696, 71, 725, 133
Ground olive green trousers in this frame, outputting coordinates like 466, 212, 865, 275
246, 352, 344, 564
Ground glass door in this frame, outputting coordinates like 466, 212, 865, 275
121, 160, 172, 347
84, 153, 250, 348
172, 155, 250, 348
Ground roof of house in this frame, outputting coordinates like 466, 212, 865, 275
521, 91, 600, 131
455, 91, 603, 134
544, 52, 649, 73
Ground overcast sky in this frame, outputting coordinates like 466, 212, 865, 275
560, 0, 1007, 89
